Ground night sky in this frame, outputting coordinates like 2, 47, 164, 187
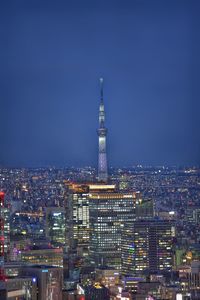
0, 0, 200, 167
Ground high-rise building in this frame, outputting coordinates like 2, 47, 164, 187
0, 192, 5, 280
45, 207, 66, 247
122, 219, 175, 276
65, 184, 90, 255
89, 184, 142, 269
21, 265, 63, 300
3, 201, 10, 263
97, 78, 108, 182
0, 276, 37, 300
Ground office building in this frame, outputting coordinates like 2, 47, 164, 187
21, 248, 63, 268
21, 265, 63, 300
0, 192, 4, 280
45, 207, 65, 247
3, 203, 10, 263
122, 219, 175, 276
0, 276, 37, 300
89, 184, 142, 269
65, 183, 90, 255
187, 261, 200, 290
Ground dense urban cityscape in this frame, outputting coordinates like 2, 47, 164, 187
0, 78, 200, 300
1, 0, 200, 299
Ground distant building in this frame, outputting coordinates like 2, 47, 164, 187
122, 219, 175, 276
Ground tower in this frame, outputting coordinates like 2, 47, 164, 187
97, 78, 108, 182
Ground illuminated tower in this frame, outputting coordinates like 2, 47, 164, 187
97, 78, 108, 182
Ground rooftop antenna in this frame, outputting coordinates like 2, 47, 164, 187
100, 77, 103, 102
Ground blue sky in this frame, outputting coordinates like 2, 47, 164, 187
0, 0, 200, 167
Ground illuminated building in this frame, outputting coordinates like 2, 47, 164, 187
89, 184, 142, 269
65, 184, 90, 255
95, 267, 120, 287
10, 236, 31, 262
97, 78, 108, 182
122, 219, 175, 276
78, 282, 110, 300
21, 265, 63, 300
0, 276, 37, 300
2, 204, 10, 263
0, 192, 4, 280
45, 207, 65, 247
187, 261, 200, 290
21, 248, 63, 268
122, 276, 145, 294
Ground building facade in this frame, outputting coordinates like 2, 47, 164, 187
0, 277, 37, 300
65, 184, 90, 256
0, 192, 4, 280
89, 184, 142, 269
122, 219, 175, 276
45, 207, 66, 247
21, 248, 63, 268
21, 265, 63, 300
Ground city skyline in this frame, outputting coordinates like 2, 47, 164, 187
1, 0, 200, 168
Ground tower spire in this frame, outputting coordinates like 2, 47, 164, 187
100, 77, 103, 102
97, 78, 108, 182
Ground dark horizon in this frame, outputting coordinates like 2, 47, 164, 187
1, 0, 200, 168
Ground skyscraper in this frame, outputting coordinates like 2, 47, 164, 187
45, 207, 66, 247
97, 78, 108, 182
121, 219, 175, 276
0, 192, 4, 280
65, 183, 90, 256
89, 184, 142, 269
